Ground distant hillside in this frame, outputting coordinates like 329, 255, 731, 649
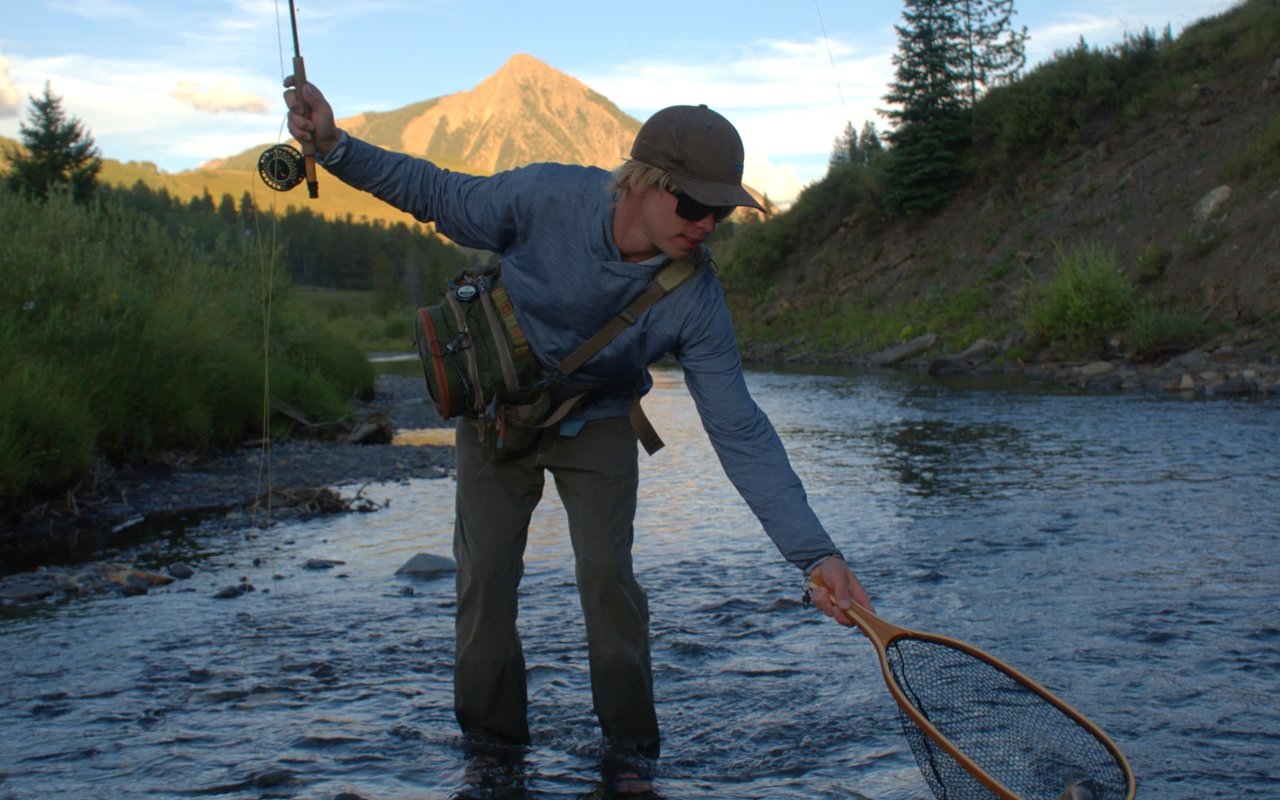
186, 54, 643, 225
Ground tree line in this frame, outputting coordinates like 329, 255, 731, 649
3, 84, 470, 310
112, 181, 471, 312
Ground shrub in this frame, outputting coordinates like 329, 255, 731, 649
1127, 307, 1208, 361
1025, 243, 1134, 358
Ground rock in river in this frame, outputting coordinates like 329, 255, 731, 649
395, 553, 457, 579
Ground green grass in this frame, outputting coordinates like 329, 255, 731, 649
297, 286, 420, 353
1024, 243, 1134, 358
1222, 113, 1280, 188
0, 186, 374, 502
1127, 307, 1210, 362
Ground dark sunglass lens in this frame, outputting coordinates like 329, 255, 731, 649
672, 189, 733, 223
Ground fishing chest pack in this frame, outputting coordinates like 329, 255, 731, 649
414, 251, 704, 459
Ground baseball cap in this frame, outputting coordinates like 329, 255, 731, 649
631, 104, 766, 212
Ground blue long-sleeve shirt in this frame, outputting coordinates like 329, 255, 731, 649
320, 133, 843, 572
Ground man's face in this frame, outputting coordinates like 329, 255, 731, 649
638, 186, 721, 260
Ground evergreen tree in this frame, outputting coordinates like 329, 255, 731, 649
4, 83, 102, 203
190, 189, 215, 215
217, 193, 238, 227
830, 120, 884, 174
855, 121, 884, 167
953, 0, 1028, 134
882, 0, 968, 215
829, 121, 857, 171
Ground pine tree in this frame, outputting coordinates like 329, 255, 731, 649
217, 193, 238, 227
4, 83, 101, 203
855, 121, 884, 167
882, 0, 968, 215
953, 0, 1028, 134
829, 121, 857, 171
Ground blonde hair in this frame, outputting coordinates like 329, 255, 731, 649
610, 159, 675, 199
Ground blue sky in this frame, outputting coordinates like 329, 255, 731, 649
0, 0, 1241, 203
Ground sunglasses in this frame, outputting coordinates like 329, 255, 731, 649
668, 187, 735, 223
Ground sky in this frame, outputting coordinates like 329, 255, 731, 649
0, 0, 1243, 204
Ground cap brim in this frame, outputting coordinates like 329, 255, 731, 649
670, 172, 768, 213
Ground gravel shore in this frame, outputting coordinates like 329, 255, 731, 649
1, 374, 454, 604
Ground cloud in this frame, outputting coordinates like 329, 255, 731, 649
743, 154, 805, 209
0, 51, 283, 174
0, 55, 21, 118
580, 35, 896, 202
171, 79, 269, 114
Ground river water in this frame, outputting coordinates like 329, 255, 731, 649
1, 366, 1277, 799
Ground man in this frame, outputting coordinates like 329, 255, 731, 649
284, 80, 872, 761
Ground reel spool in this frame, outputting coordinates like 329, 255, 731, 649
258, 144, 306, 192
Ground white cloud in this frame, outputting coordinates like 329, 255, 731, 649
0, 55, 21, 118
581, 36, 895, 203
171, 79, 269, 114
743, 154, 806, 208
0, 50, 284, 172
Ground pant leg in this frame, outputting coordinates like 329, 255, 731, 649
452, 418, 546, 743
544, 417, 659, 754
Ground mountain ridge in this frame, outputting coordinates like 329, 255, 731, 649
355, 53, 639, 173
205, 54, 640, 179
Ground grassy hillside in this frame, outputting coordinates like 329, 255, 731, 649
720, 0, 1280, 363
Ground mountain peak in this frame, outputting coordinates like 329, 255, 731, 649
341, 55, 640, 175
495, 53, 558, 77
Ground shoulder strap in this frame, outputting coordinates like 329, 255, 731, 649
555, 247, 705, 377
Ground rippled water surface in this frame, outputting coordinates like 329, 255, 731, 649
2, 367, 1277, 799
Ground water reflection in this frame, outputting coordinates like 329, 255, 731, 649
872, 418, 1028, 498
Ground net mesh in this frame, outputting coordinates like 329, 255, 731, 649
885, 637, 1130, 800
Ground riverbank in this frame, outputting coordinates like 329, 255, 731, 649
0, 374, 453, 606
741, 324, 1280, 397
4, 335, 1277, 607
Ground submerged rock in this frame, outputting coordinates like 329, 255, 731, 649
214, 582, 255, 599
304, 558, 346, 570
395, 553, 456, 578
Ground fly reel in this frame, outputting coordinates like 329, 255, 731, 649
258, 144, 306, 192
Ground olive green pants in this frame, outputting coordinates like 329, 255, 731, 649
452, 415, 658, 754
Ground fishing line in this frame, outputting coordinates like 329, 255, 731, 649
246, 0, 322, 595
249, 165, 277, 533
245, 0, 297, 534
814, 0, 849, 121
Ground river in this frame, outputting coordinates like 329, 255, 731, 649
1, 366, 1277, 799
